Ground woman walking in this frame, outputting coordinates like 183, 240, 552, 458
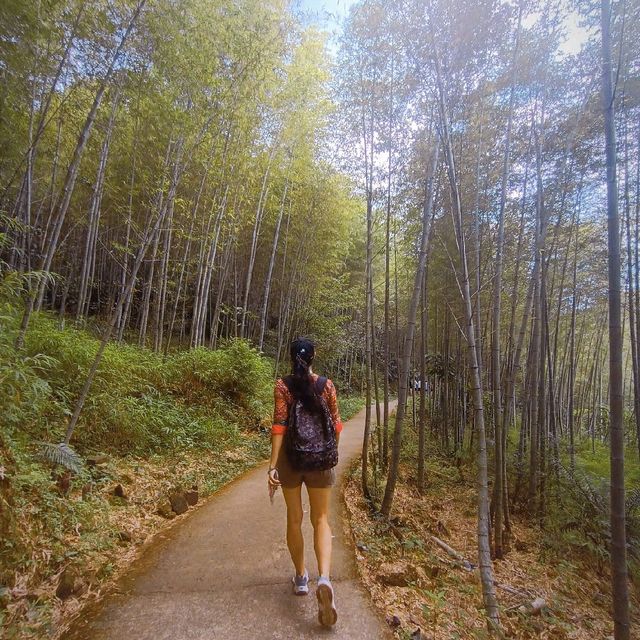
268, 337, 343, 627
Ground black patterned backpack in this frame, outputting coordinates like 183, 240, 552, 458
283, 376, 338, 471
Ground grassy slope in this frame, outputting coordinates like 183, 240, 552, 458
0, 311, 362, 639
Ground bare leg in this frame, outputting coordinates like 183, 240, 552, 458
282, 485, 305, 576
307, 487, 332, 577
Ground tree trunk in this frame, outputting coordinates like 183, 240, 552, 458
430, 34, 500, 626
418, 260, 428, 493
63, 194, 168, 445
623, 118, 640, 461
240, 146, 277, 339
192, 188, 228, 347
259, 176, 289, 350
381, 143, 438, 517
600, 1, 630, 636
491, 3, 522, 557
76, 87, 121, 321
362, 189, 374, 501
35, 0, 146, 311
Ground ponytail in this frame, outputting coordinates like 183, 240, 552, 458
288, 338, 324, 418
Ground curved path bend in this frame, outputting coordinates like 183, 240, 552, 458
64, 404, 394, 640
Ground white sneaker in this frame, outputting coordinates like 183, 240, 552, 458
316, 576, 337, 627
292, 569, 309, 595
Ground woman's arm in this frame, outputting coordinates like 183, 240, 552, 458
269, 381, 288, 486
268, 433, 283, 486
269, 433, 283, 470
326, 380, 343, 445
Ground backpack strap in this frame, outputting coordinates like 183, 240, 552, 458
283, 375, 328, 396
315, 376, 328, 395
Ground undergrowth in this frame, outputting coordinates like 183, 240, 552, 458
347, 416, 639, 638
537, 460, 640, 584
0, 292, 276, 636
498, 423, 640, 584
0, 283, 364, 638
337, 395, 366, 422
11, 314, 274, 453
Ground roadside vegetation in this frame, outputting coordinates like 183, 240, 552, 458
346, 417, 640, 639
0, 290, 365, 638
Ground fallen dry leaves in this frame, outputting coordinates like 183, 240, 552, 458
343, 459, 639, 640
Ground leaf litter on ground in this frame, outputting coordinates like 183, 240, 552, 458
2, 437, 268, 640
343, 457, 639, 639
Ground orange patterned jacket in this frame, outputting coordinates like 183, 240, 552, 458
272, 374, 343, 436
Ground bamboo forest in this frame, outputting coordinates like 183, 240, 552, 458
0, 0, 639, 638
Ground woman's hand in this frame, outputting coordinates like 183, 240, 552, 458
269, 433, 283, 488
268, 468, 281, 487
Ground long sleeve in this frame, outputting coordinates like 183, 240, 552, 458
272, 379, 289, 435
325, 379, 343, 433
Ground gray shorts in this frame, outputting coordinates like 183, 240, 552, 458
276, 449, 336, 489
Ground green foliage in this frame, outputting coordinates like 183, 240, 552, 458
39, 442, 82, 473
0, 290, 55, 428
0, 0, 363, 375
572, 435, 640, 488
338, 395, 366, 421
0, 292, 276, 636
0, 345, 54, 427
2, 311, 272, 454
541, 460, 640, 580
165, 340, 273, 429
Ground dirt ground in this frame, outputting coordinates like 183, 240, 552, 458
343, 457, 639, 640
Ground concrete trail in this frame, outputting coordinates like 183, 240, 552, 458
64, 403, 394, 640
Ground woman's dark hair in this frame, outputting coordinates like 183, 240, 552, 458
288, 338, 324, 418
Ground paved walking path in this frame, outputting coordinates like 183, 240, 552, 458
64, 404, 394, 640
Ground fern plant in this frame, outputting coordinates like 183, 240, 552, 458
39, 442, 83, 474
